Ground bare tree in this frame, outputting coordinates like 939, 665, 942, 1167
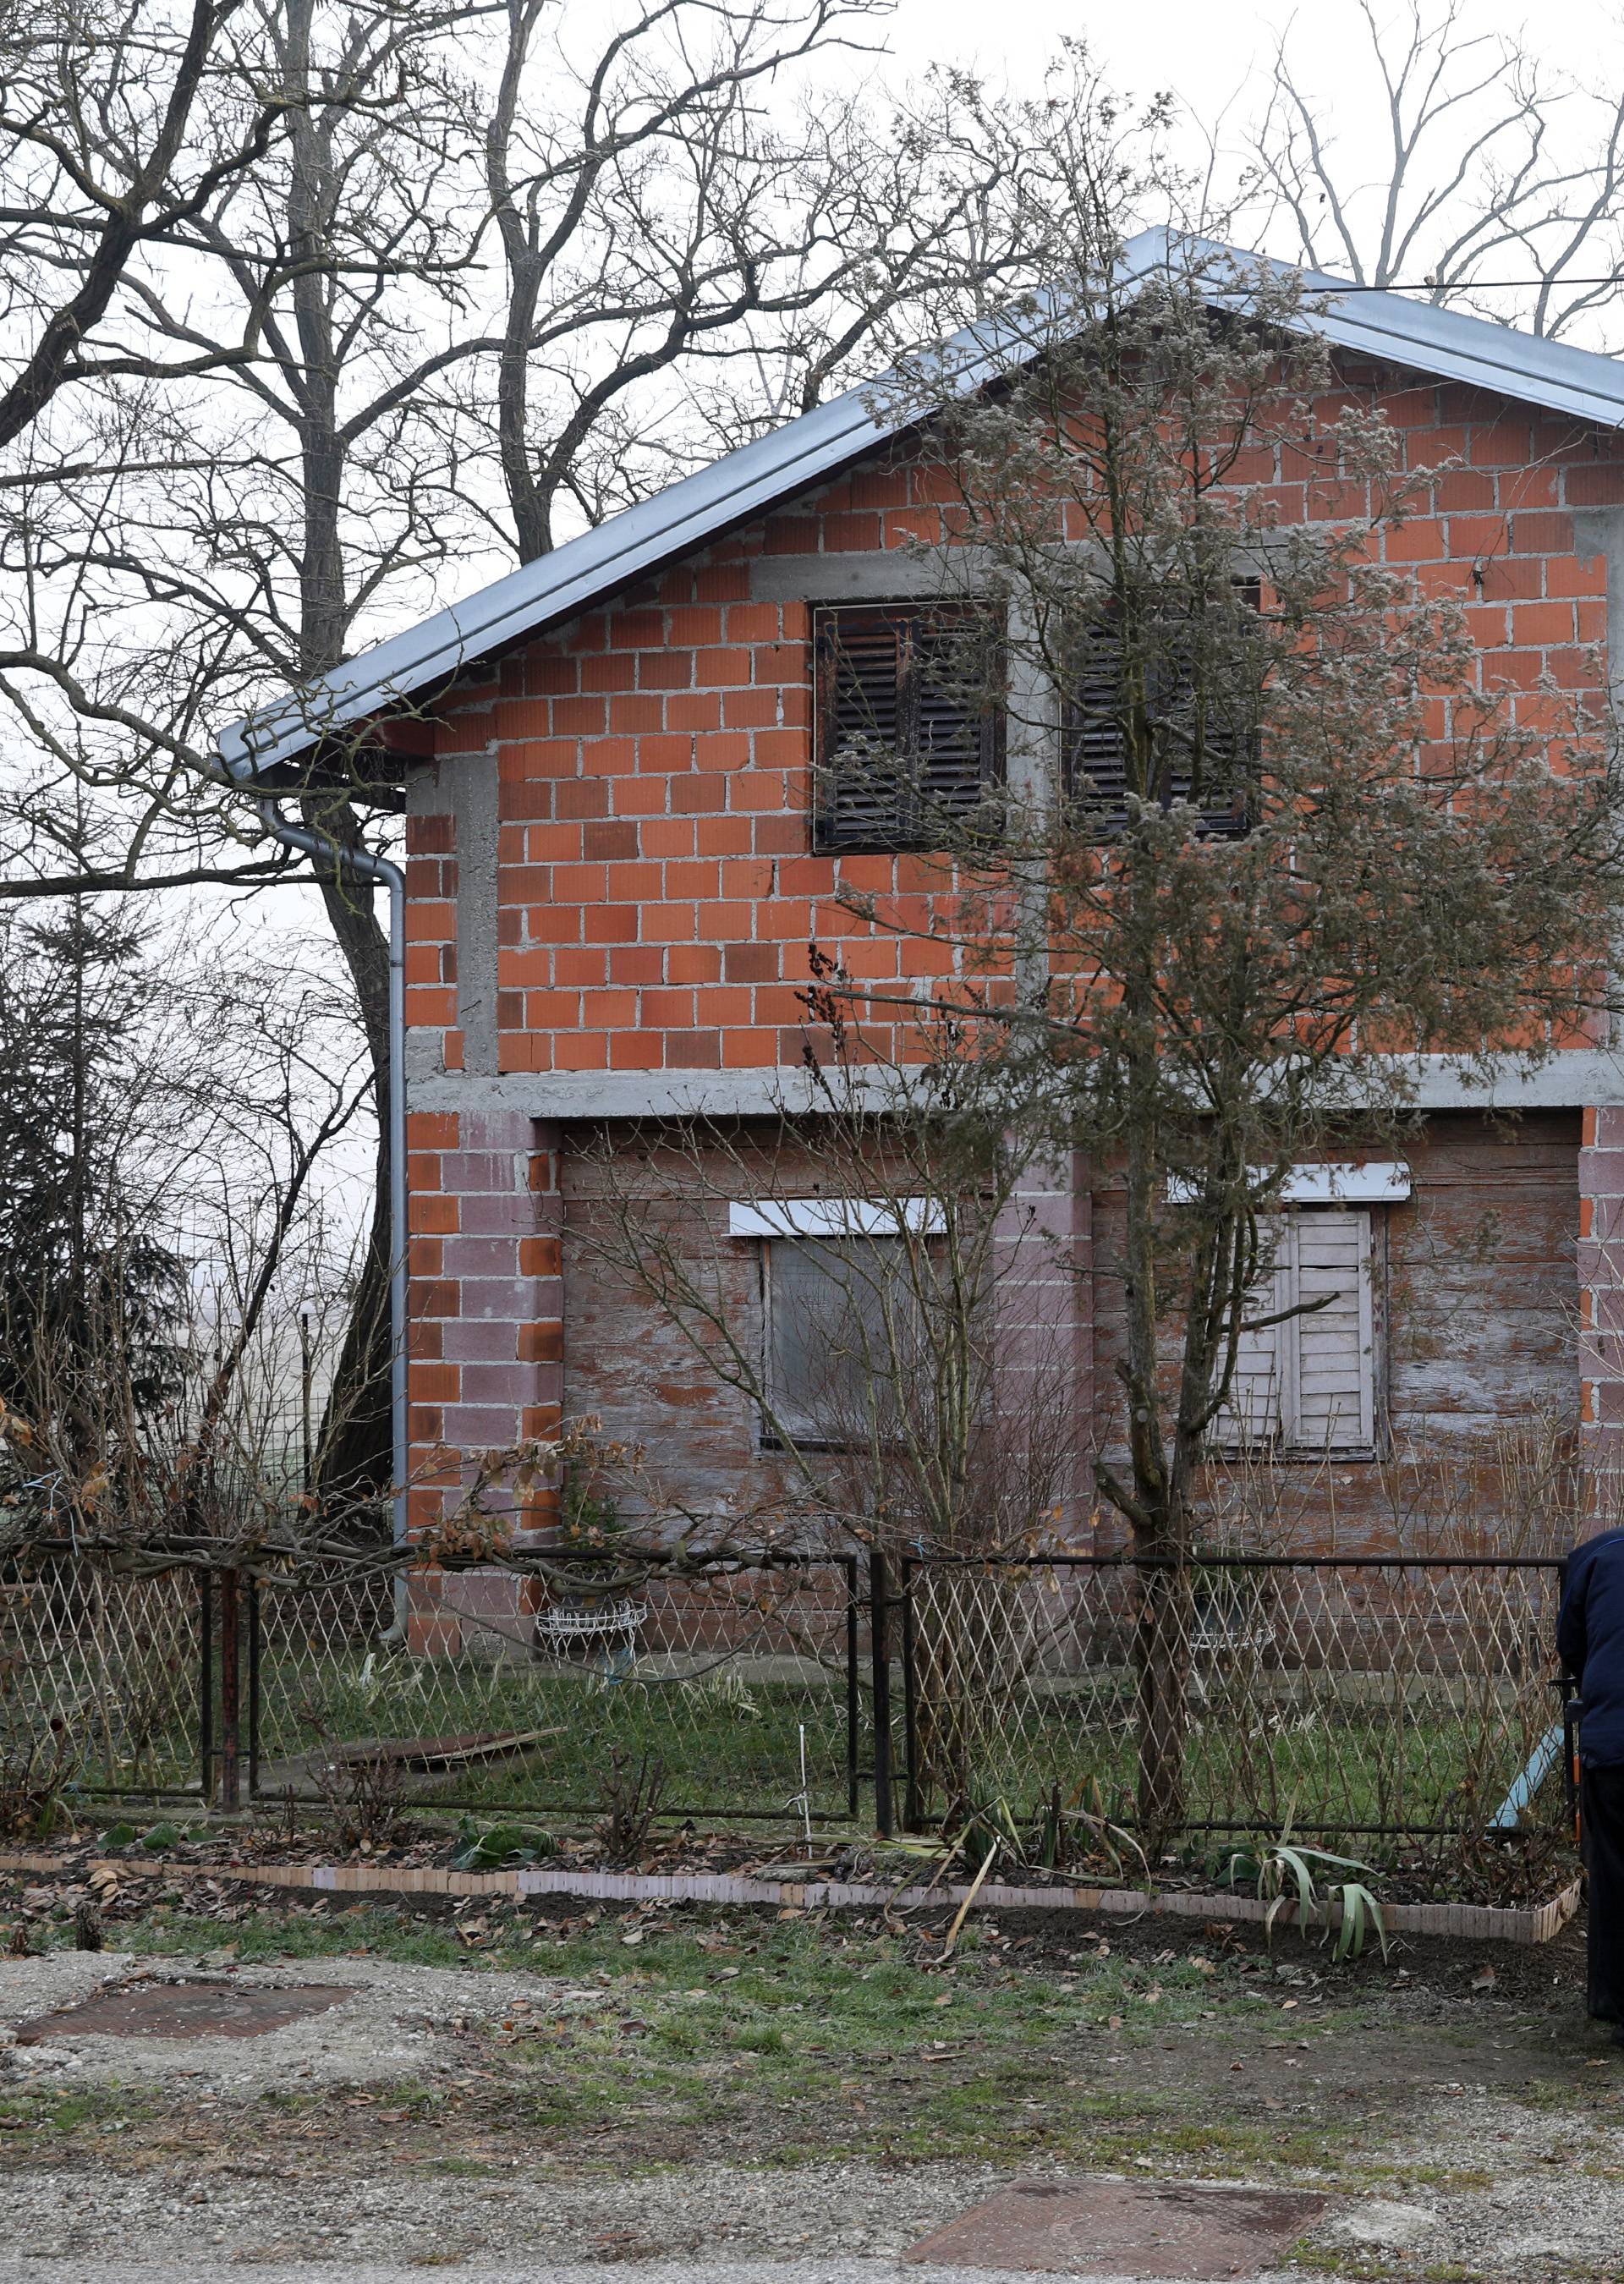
0, 4, 1089, 1505
0, 892, 376, 1554
0, 0, 297, 447
573, 1029, 1083, 1824
1243, 0, 1624, 339
473, 6, 1047, 559
809, 103, 1624, 1833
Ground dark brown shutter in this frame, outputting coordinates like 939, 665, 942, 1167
815, 611, 907, 848
1063, 584, 1259, 839
912, 613, 1001, 821
814, 605, 1003, 853
1064, 631, 1133, 832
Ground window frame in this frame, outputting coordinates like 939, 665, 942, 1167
757, 1231, 914, 1452
810, 600, 1006, 855
735, 1195, 948, 1452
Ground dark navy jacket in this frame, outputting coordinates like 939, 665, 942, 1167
1557, 1528, 1624, 1768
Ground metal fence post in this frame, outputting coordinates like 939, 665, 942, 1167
247, 1575, 261, 1800
869, 1548, 893, 1838
901, 1557, 922, 1832
844, 1556, 860, 1821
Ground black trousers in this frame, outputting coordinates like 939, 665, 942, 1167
1583, 1762, 1624, 2022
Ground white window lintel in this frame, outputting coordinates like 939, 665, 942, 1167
1166, 1161, 1411, 1207
729, 1196, 946, 1239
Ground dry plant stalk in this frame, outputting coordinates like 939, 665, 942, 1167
595, 1747, 668, 1865
297, 1704, 409, 1850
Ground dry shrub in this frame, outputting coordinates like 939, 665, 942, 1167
595, 1746, 667, 1864
0, 1643, 79, 1838
298, 1703, 408, 1849
1195, 1411, 1585, 1560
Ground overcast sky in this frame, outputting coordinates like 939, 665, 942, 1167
891, 0, 1617, 121
881, 0, 1624, 310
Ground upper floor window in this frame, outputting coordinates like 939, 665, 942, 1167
1062, 584, 1262, 839
812, 603, 1004, 854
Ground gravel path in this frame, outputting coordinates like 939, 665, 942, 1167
0, 2261, 1300, 2283
4, 1939, 1623, 2279
0, 2263, 1309, 2284
1, 2114, 1621, 2279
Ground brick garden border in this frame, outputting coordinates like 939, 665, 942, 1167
0, 1850, 1582, 1946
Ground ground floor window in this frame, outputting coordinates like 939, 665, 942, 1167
728, 1197, 944, 1447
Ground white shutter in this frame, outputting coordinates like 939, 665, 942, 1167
1210, 1209, 1375, 1455
1288, 1209, 1374, 1452
1212, 1217, 1292, 1448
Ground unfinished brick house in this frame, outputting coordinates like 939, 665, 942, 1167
222, 229, 1624, 1585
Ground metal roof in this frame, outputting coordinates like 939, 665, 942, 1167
217, 227, 1624, 781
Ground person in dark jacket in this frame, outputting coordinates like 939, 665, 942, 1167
1556, 1526, 1624, 2034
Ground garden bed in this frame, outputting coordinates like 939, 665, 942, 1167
0, 1826, 1583, 1946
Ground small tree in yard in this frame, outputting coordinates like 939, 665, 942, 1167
825, 156, 1624, 1840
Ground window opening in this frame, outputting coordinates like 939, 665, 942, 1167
1211, 1207, 1377, 1455
813, 603, 1004, 852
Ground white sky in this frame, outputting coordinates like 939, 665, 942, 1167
891, 0, 1617, 114
883, 0, 1624, 304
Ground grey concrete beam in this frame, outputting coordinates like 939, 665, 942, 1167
749, 549, 988, 601
450, 753, 501, 1077
407, 1048, 1624, 1123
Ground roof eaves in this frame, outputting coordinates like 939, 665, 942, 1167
218, 228, 1624, 781
216, 303, 1030, 782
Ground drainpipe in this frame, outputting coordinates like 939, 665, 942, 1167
254, 798, 409, 1573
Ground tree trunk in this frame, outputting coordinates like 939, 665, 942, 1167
1115, 895, 1195, 1853
303, 801, 394, 1512
279, 0, 395, 1513
1133, 1545, 1194, 1849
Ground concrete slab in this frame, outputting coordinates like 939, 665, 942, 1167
15, 1977, 352, 2043
903, 2178, 1329, 2279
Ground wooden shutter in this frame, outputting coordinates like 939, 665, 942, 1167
1210, 1210, 1375, 1455
1211, 1216, 1292, 1449
912, 612, 1001, 823
815, 612, 905, 849
1064, 634, 1132, 832
1063, 587, 1259, 837
1289, 1210, 1375, 1452
813, 605, 1002, 852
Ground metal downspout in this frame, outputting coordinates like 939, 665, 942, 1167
255, 799, 409, 1563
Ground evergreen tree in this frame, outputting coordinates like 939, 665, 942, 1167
0, 896, 188, 1475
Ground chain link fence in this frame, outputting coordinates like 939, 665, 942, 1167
0, 1543, 1572, 1858
899, 1554, 1566, 1851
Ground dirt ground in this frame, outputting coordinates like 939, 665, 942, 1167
1, 1867, 1621, 2281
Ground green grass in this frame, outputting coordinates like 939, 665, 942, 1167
50, 1644, 859, 1820
9, 1893, 1389, 2171
0, 2084, 159, 2139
